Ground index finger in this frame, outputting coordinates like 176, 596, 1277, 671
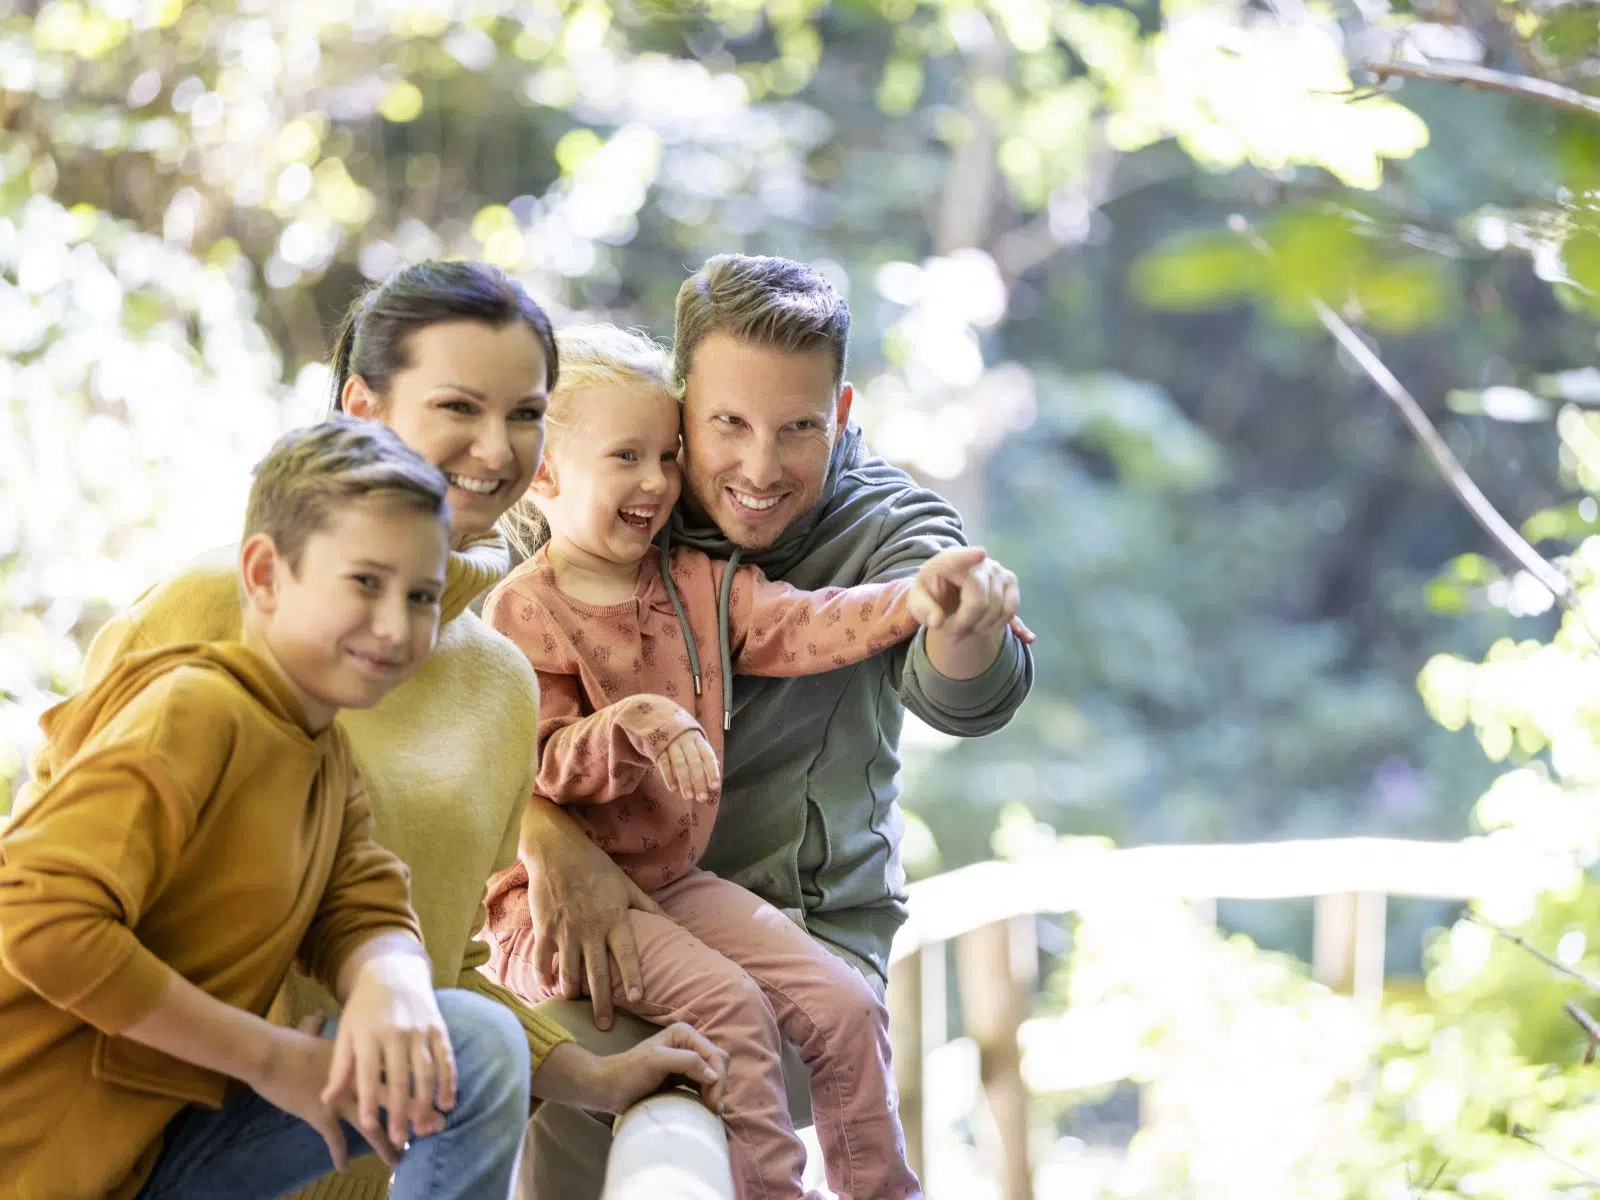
944, 561, 994, 638
317, 1112, 351, 1173
924, 545, 986, 583
334, 1096, 400, 1168
585, 935, 616, 1031
660, 1022, 728, 1109
608, 919, 646, 1005
321, 1024, 357, 1106
905, 581, 945, 629
431, 1024, 458, 1114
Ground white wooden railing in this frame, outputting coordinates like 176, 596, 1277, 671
884, 835, 1558, 1199
601, 1089, 736, 1200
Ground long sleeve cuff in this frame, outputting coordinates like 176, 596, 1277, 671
902, 626, 1031, 731
458, 964, 574, 1074
47, 935, 174, 1035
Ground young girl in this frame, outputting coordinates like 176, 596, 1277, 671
483, 324, 931, 1200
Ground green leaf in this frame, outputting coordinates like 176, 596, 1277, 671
1536, 3, 1600, 66
1131, 230, 1262, 311
1352, 260, 1451, 333
1562, 228, 1600, 313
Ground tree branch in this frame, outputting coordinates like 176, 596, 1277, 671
1462, 910, 1600, 992
1563, 1000, 1600, 1064
1229, 215, 1600, 650
1367, 61, 1600, 121
1511, 1125, 1600, 1187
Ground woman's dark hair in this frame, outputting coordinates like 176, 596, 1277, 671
329, 260, 559, 412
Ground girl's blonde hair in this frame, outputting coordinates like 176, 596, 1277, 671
501, 324, 679, 557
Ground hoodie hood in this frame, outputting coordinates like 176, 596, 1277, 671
33, 643, 317, 796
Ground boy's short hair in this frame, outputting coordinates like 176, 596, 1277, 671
672, 254, 851, 391
244, 417, 451, 568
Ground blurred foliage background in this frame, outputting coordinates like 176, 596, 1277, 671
13, 0, 1600, 1193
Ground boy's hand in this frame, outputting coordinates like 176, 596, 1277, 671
598, 1022, 729, 1115
656, 729, 720, 803
253, 1017, 403, 1171
322, 954, 458, 1150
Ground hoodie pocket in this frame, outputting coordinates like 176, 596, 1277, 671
93, 1031, 229, 1108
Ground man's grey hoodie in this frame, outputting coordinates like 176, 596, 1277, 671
662, 424, 1034, 983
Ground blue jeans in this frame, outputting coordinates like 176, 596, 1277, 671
136, 989, 530, 1200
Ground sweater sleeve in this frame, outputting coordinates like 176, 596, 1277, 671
723, 562, 920, 678
456, 753, 573, 1075
534, 673, 702, 806
859, 488, 1034, 737
458, 937, 574, 1073
296, 767, 424, 995
0, 745, 194, 1034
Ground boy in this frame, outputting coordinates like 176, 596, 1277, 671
0, 418, 524, 1198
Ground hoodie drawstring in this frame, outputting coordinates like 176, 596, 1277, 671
657, 527, 702, 696
716, 547, 740, 731
655, 527, 739, 731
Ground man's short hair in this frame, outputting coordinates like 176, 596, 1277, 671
244, 416, 450, 568
672, 254, 851, 391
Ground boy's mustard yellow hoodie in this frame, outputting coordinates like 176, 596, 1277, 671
0, 641, 420, 1200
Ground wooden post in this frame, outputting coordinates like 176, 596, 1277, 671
956, 917, 1035, 1200
1313, 891, 1387, 1011
887, 945, 925, 1182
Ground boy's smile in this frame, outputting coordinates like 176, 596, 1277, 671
243, 500, 449, 730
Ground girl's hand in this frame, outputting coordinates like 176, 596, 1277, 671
321, 954, 458, 1150
655, 729, 720, 803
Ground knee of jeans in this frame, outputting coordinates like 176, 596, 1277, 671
808, 963, 887, 1040
708, 966, 771, 1021
435, 989, 532, 1114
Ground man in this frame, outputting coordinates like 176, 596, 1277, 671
515, 254, 1034, 1196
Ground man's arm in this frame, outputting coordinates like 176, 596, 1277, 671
860, 489, 1035, 736
515, 795, 664, 1032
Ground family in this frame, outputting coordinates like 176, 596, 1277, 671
0, 253, 1035, 1200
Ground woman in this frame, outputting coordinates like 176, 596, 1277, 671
70, 262, 725, 1199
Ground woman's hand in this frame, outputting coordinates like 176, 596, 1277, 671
532, 1023, 729, 1115
600, 1022, 729, 1114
